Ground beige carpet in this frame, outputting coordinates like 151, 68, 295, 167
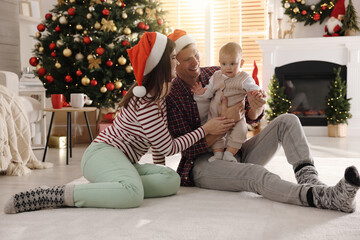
1, 155, 360, 240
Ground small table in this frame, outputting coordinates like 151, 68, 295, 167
42, 107, 97, 165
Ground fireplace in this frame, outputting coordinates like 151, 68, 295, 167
258, 36, 360, 136
275, 61, 347, 126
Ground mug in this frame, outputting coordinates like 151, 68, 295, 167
51, 94, 65, 109
70, 93, 92, 108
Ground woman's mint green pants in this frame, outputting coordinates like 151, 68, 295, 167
73, 142, 180, 209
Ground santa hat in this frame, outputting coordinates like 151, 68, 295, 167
127, 32, 167, 97
330, 0, 345, 20
167, 29, 196, 54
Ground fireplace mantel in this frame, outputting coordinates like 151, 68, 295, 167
258, 36, 360, 136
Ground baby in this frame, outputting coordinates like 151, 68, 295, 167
193, 42, 261, 163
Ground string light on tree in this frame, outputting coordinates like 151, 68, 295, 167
266, 74, 291, 121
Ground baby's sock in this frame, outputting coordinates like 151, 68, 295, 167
208, 152, 224, 162
223, 151, 237, 163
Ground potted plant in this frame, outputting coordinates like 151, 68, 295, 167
325, 67, 352, 137
342, 0, 360, 36
266, 74, 291, 121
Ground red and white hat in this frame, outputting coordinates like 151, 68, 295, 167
127, 32, 167, 97
167, 29, 196, 54
330, 0, 345, 20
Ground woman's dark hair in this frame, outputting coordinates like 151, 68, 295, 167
119, 38, 175, 108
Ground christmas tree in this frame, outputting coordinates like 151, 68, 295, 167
29, 0, 171, 108
266, 74, 291, 121
342, 0, 360, 35
325, 67, 351, 125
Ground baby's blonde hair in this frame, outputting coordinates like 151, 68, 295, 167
219, 42, 242, 58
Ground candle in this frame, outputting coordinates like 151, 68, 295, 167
268, 4, 274, 13
278, 7, 284, 19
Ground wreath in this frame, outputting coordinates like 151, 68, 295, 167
282, 0, 337, 25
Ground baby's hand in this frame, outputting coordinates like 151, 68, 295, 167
191, 81, 207, 95
248, 89, 264, 98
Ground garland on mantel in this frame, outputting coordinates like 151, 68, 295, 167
282, 0, 337, 25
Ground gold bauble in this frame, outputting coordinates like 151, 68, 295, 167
36, 32, 41, 39
156, 7, 162, 13
36, 64, 42, 70
75, 53, 84, 61
100, 86, 107, 93
59, 16, 68, 25
76, 24, 83, 31
55, 61, 61, 69
94, 21, 101, 30
81, 76, 90, 86
38, 46, 44, 53
136, 8, 144, 15
122, 12, 128, 19
293, 7, 300, 14
87, 54, 95, 61
63, 47, 72, 57
125, 65, 133, 73
111, 25, 117, 32
118, 55, 127, 65
115, 81, 123, 89
86, 13, 92, 19
123, 27, 131, 35
108, 43, 115, 49
56, 40, 64, 47
83, 30, 88, 35
52, 15, 57, 21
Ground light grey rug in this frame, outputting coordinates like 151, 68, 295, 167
1, 155, 360, 240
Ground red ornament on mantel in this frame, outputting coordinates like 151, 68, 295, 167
96, 47, 105, 56
65, 74, 73, 83
29, 57, 38, 66
301, 10, 307, 16
313, 13, 321, 21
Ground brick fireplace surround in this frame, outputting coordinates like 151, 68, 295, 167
258, 36, 360, 136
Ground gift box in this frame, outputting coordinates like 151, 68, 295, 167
49, 135, 73, 148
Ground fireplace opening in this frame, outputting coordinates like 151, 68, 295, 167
275, 61, 347, 126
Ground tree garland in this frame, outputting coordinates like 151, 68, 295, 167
282, 0, 337, 25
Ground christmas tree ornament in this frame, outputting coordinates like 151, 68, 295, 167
96, 47, 105, 56
38, 67, 47, 76
136, 8, 144, 15
29, 57, 38, 66
108, 43, 115, 49
144, 24, 149, 30
76, 69, 83, 76
118, 55, 127, 65
115, 81, 123, 89
36, 64, 43, 70
56, 40, 64, 47
38, 46, 44, 53
65, 74, 73, 83
55, 61, 62, 69
123, 27, 131, 35
100, 18, 116, 32
116, 0, 125, 8
45, 13, 52, 20
70, 0, 76, 3
59, 16, 68, 24
122, 12, 128, 19
46, 75, 54, 83
100, 86, 107, 93
49, 42, 57, 50
74, 36, 81, 42
76, 24, 83, 31
90, 78, 98, 86
83, 30, 88, 35
121, 90, 127, 96
88, 55, 101, 69
75, 53, 84, 61
36, 32, 41, 39
52, 15, 58, 21
122, 40, 130, 47
68, 7, 76, 16
51, 51, 57, 57
106, 59, 113, 67
63, 48, 72, 57
127, 32, 167, 97
102, 9, 110, 16
145, 7, 156, 19
55, 26, 61, 32
106, 0, 113, 3
157, 19, 163, 25
83, 36, 92, 44
106, 82, 115, 91
37, 24, 45, 32
156, 7, 162, 13
138, 22, 145, 29
94, 21, 101, 29
81, 76, 90, 86
89, 6, 95, 12
86, 13, 92, 19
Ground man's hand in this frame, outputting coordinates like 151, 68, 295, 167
247, 90, 266, 110
219, 96, 245, 122
191, 81, 207, 95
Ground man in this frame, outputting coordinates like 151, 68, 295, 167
164, 29, 360, 213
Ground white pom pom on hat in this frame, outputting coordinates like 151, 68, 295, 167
127, 32, 167, 98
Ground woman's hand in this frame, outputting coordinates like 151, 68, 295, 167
202, 117, 235, 135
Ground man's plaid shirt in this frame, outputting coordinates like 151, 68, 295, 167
166, 66, 263, 186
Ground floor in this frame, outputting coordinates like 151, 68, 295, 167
1, 136, 360, 210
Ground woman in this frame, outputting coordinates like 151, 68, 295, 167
4, 32, 235, 214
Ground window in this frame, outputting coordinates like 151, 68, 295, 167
161, 0, 267, 86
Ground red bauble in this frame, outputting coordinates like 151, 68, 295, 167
68, 7, 76, 16
122, 90, 128, 96
63, 101, 70, 107
102, 9, 109, 16
37, 24, 45, 32
106, 82, 115, 91
157, 19, 163, 25
313, 13, 321, 21
45, 13, 52, 20
45, 75, 54, 83
65, 74, 73, 83
96, 47, 105, 56
301, 10, 307, 15
38, 68, 47, 76
106, 60, 113, 67
83, 36, 92, 44
122, 40, 129, 47
29, 57, 38, 66
51, 51, 57, 57
76, 69, 83, 76
90, 79, 98, 86
49, 42, 56, 50
137, 22, 145, 29
144, 25, 149, 30
55, 26, 61, 32
321, 6, 327, 11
